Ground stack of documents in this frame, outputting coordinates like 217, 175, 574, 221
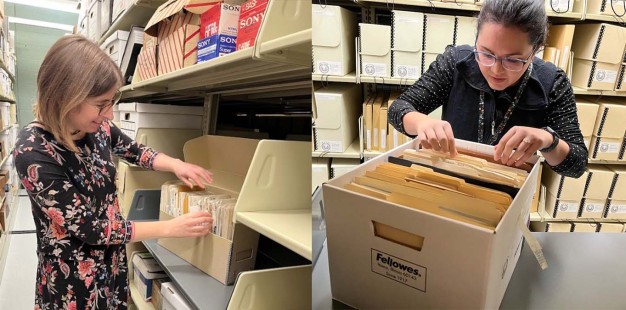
160, 181, 237, 240
342, 149, 530, 229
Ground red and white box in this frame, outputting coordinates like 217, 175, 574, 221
145, 0, 221, 76
136, 34, 158, 81
236, 0, 269, 51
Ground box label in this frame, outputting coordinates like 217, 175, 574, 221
594, 70, 617, 84
394, 65, 420, 79
599, 142, 620, 154
319, 140, 343, 152
366, 129, 372, 150
557, 202, 579, 213
363, 63, 388, 77
198, 35, 237, 62
609, 204, 626, 214
371, 249, 426, 292
548, 0, 570, 12
381, 129, 387, 149
584, 203, 604, 213
316, 61, 343, 75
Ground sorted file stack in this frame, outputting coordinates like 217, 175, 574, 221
363, 91, 412, 153
160, 181, 237, 240
341, 148, 529, 230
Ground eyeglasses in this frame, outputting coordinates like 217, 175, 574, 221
473, 49, 535, 72
94, 90, 122, 115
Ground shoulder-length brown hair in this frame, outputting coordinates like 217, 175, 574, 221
35, 34, 123, 153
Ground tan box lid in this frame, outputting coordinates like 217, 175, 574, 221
575, 100, 600, 137
585, 165, 615, 200
609, 165, 626, 200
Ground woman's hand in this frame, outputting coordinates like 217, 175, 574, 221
172, 159, 213, 188
495, 126, 552, 166
412, 117, 458, 156
165, 211, 213, 238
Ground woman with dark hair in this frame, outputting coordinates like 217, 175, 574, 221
388, 0, 587, 177
14, 35, 214, 309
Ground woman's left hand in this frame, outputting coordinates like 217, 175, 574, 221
173, 160, 213, 188
495, 126, 552, 167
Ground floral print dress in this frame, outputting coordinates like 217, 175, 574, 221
14, 121, 159, 310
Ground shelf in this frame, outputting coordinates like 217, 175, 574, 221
356, 0, 481, 12
236, 209, 312, 260
98, 0, 166, 46
312, 139, 361, 159
121, 0, 311, 100
584, 13, 626, 23
0, 93, 14, 103
129, 282, 155, 310
573, 87, 626, 97
529, 210, 626, 223
363, 150, 384, 159
142, 240, 234, 310
360, 76, 417, 86
313, 73, 359, 84
588, 159, 626, 165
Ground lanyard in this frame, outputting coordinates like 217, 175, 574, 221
477, 63, 533, 145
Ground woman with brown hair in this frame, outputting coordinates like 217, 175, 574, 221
14, 35, 213, 309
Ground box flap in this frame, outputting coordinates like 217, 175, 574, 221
313, 93, 342, 130
391, 11, 423, 52
312, 5, 342, 48
145, 0, 219, 36
183, 135, 260, 192
360, 23, 391, 57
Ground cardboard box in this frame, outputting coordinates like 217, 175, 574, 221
579, 198, 606, 219
599, 223, 624, 232
574, 97, 600, 137
530, 221, 572, 232
605, 199, 626, 219
158, 135, 309, 285
117, 103, 203, 138
197, 3, 240, 62
236, 0, 268, 51
593, 102, 626, 138
359, 23, 391, 78
609, 165, 626, 201
312, 157, 330, 193
572, 23, 626, 64
101, 30, 129, 66
144, 0, 211, 76
100, 0, 112, 36
585, 165, 615, 200
88, 0, 101, 41
312, 84, 362, 153
545, 0, 574, 13
330, 158, 360, 179
112, 0, 127, 23
78, 15, 89, 37
572, 59, 620, 90
323, 139, 540, 309
424, 13, 455, 53
312, 4, 357, 76
151, 278, 170, 310
422, 52, 439, 75
136, 33, 158, 81
546, 24, 575, 71
132, 252, 168, 301
161, 282, 192, 310
455, 16, 477, 46
542, 162, 588, 201
545, 189, 580, 219
590, 136, 623, 161
586, 0, 626, 16
572, 222, 598, 232
116, 161, 177, 218
391, 10, 423, 79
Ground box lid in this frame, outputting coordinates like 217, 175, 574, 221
359, 23, 391, 57
312, 5, 343, 48
102, 30, 130, 48
145, 0, 221, 36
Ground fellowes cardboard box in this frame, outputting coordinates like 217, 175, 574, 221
323, 139, 540, 309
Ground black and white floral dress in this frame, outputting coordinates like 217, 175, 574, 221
14, 121, 158, 309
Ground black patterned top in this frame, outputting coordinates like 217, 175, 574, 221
14, 120, 158, 309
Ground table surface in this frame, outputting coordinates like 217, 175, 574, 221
313, 233, 626, 309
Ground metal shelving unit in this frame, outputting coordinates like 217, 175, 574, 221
97, 0, 166, 46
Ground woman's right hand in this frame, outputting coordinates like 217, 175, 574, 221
411, 117, 458, 156
166, 212, 213, 238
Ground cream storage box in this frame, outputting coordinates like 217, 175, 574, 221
117, 102, 203, 139
323, 139, 541, 309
